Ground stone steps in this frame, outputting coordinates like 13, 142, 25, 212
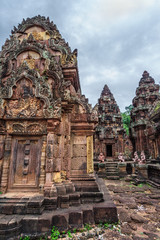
146, 180, 160, 189
73, 181, 100, 192
0, 191, 104, 215
0, 177, 118, 239
105, 162, 119, 180
106, 168, 118, 172
106, 176, 120, 180
0, 201, 118, 240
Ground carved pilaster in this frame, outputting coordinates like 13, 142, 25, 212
87, 135, 94, 174
0, 135, 5, 191
61, 112, 71, 180
46, 133, 54, 173
39, 136, 47, 193
1, 135, 12, 193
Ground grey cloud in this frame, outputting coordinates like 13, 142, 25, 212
0, 0, 160, 112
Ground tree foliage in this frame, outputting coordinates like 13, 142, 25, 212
121, 105, 133, 135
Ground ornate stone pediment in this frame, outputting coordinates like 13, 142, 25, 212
0, 16, 83, 121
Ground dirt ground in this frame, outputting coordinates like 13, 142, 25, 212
104, 178, 160, 240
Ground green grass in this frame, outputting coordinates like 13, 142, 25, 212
19, 236, 30, 240
84, 223, 92, 231
51, 226, 60, 240
67, 230, 72, 239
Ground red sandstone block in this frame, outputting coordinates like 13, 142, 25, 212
52, 213, 69, 231
22, 216, 39, 233
1, 204, 14, 215
83, 209, 94, 224
69, 211, 83, 227
38, 215, 52, 233
93, 203, 118, 224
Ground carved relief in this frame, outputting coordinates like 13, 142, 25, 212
4, 97, 44, 118
46, 133, 54, 173
13, 124, 25, 133
3, 77, 46, 118
12, 78, 35, 99
0, 140, 4, 160
0, 120, 6, 133
60, 49, 77, 67
17, 26, 51, 42
7, 121, 47, 134
17, 51, 40, 70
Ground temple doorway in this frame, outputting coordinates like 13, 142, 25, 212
106, 144, 112, 157
8, 137, 42, 191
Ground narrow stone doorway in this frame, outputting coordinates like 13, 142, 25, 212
106, 144, 112, 157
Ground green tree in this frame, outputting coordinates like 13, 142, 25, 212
121, 105, 133, 135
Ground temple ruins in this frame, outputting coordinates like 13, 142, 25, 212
94, 84, 124, 161
0, 16, 160, 239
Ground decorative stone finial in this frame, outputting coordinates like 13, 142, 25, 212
142, 71, 149, 78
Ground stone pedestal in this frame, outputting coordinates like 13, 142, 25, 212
118, 162, 136, 177
148, 164, 160, 184
136, 164, 148, 179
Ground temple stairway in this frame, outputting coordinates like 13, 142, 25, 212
105, 161, 119, 180
0, 176, 118, 239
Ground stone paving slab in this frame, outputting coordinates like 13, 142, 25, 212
105, 178, 160, 240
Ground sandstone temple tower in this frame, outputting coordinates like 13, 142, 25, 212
94, 85, 124, 161
0, 16, 97, 195
130, 71, 160, 154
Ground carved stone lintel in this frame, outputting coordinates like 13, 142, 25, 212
7, 121, 47, 135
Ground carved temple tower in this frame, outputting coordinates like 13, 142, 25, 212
0, 16, 96, 196
94, 85, 124, 161
130, 71, 160, 154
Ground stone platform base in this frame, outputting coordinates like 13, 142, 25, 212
0, 202, 117, 240
0, 177, 118, 239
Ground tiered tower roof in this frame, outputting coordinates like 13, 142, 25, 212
96, 84, 123, 139
131, 71, 160, 127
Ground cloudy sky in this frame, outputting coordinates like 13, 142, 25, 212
0, 0, 160, 112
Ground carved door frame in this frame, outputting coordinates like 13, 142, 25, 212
8, 136, 42, 191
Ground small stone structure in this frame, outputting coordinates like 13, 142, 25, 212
130, 71, 160, 155
0, 16, 117, 239
94, 85, 124, 161
146, 100, 160, 160
130, 71, 160, 185
0, 15, 96, 196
